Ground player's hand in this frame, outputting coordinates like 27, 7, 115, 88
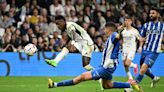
71, 40, 75, 45
117, 25, 124, 31
161, 44, 164, 52
137, 47, 142, 54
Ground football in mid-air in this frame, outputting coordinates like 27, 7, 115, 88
24, 43, 37, 56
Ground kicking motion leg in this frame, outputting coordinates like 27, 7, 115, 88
45, 47, 69, 67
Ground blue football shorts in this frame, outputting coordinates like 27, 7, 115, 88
140, 50, 159, 68
91, 66, 116, 80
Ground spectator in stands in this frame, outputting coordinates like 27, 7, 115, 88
49, 0, 65, 16
0, 12, 14, 28
0, 0, 10, 13
140, 12, 148, 25
97, 11, 106, 30
82, 22, 89, 31
128, 3, 140, 18
33, 25, 41, 37
94, 36, 104, 52
31, 37, 38, 46
74, 0, 84, 14
119, 9, 128, 23
76, 15, 84, 26
30, 8, 39, 25
43, 39, 50, 51
143, 4, 149, 14
21, 35, 29, 47
37, 36, 44, 51
20, 0, 31, 21
105, 10, 116, 23
87, 26, 97, 39
83, 6, 92, 24
49, 38, 56, 51
30, 0, 40, 10
38, 16, 49, 32
10, 29, 22, 51
20, 21, 29, 36
40, 8, 51, 23
100, 0, 109, 13
65, 0, 75, 17
135, 19, 142, 32
27, 28, 35, 42
0, 0, 163, 52
67, 9, 78, 22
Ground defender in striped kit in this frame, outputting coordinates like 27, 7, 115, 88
136, 7, 164, 88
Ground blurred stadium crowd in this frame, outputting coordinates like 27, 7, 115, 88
0, 0, 163, 52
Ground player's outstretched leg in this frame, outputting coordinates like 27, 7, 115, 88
48, 71, 93, 88
45, 47, 69, 67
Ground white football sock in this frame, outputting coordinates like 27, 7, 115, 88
54, 47, 69, 64
130, 62, 136, 68
127, 71, 133, 79
98, 78, 104, 90
125, 68, 133, 79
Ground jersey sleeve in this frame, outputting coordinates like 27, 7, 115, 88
67, 24, 76, 32
140, 23, 147, 37
135, 29, 141, 40
67, 24, 76, 40
111, 32, 118, 43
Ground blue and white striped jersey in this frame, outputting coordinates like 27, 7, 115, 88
140, 21, 164, 53
101, 32, 120, 68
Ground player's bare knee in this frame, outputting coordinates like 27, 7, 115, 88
74, 74, 86, 83
80, 73, 87, 81
140, 68, 146, 75
125, 62, 131, 67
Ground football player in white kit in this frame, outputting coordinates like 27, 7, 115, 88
45, 15, 104, 90
120, 16, 140, 82
45, 15, 94, 71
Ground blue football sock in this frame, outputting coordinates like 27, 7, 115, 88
113, 82, 131, 88
57, 80, 74, 87
145, 69, 154, 79
136, 74, 144, 84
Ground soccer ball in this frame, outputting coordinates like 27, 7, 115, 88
24, 43, 37, 56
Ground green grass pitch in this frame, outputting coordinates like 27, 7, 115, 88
0, 76, 163, 92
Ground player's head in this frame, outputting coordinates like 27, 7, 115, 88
149, 7, 159, 21
104, 22, 116, 35
124, 16, 132, 27
55, 15, 66, 31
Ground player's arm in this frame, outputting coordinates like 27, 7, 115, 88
115, 24, 124, 40
138, 23, 147, 53
66, 25, 79, 48
162, 34, 164, 51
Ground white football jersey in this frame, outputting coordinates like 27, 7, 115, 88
65, 22, 94, 45
121, 27, 140, 51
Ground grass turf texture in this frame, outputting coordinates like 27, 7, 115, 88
0, 76, 163, 92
